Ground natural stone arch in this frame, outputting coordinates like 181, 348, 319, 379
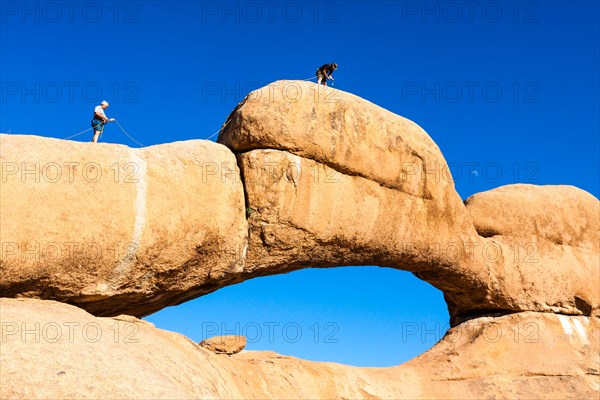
0, 81, 597, 325
218, 81, 599, 324
0, 81, 598, 399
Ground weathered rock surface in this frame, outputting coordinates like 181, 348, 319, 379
218, 81, 447, 196
1, 298, 598, 399
464, 184, 600, 319
219, 81, 490, 320
465, 183, 599, 250
200, 335, 247, 354
1, 82, 599, 399
0, 135, 248, 317
220, 81, 600, 322
237, 148, 490, 318
2, 82, 599, 324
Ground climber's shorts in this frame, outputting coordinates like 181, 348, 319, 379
316, 69, 324, 81
91, 119, 104, 132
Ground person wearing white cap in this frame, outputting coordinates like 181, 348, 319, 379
91, 100, 114, 143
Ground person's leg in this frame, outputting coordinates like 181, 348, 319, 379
317, 70, 325, 85
91, 119, 102, 142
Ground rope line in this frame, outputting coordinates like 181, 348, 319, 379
62, 126, 94, 140
61, 118, 227, 146
114, 120, 146, 147
59, 74, 319, 145
203, 118, 230, 141
304, 75, 334, 85
61, 120, 146, 146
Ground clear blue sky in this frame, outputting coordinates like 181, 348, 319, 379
1, 1, 598, 367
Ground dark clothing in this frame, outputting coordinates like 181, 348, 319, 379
316, 64, 336, 79
91, 118, 105, 132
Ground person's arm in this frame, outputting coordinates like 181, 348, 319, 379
94, 111, 109, 122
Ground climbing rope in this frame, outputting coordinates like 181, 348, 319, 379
62, 126, 95, 140
113, 120, 146, 147
203, 119, 230, 141
61, 117, 229, 146
201, 75, 322, 141
61, 120, 145, 146
303, 75, 334, 86
59, 74, 320, 145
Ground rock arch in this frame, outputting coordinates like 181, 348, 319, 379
1, 81, 597, 325
0, 81, 598, 399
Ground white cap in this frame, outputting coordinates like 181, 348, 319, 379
101, 100, 109, 106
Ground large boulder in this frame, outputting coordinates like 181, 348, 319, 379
219, 81, 491, 321
465, 183, 599, 250
464, 184, 600, 319
218, 81, 446, 196
0, 135, 248, 317
1, 298, 597, 399
219, 81, 600, 323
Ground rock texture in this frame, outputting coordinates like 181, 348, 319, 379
464, 184, 600, 319
1, 82, 599, 324
1, 81, 599, 399
219, 80, 488, 320
0, 135, 248, 317
218, 81, 447, 196
200, 335, 247, 355
465, 183, 599, 250
236, 148, 490, 320
1, 298, 598, 399
220, 81, 600, 323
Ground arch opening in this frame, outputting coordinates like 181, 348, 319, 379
144, 266, 449, 367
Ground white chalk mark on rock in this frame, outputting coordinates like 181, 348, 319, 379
558, 315, 573, 336
113, 149, 148, 279
571, 318, 588, 343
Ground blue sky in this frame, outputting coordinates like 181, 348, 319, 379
1, 1, 598, 367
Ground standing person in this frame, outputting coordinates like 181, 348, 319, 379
316, 63, 338, 86
91, 100, 114, 143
